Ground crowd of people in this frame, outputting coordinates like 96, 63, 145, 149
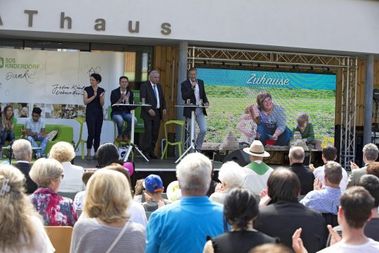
0, 69, 378, 252
0, 138, 378, 253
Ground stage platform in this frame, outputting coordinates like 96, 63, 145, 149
73, 157, 224, 189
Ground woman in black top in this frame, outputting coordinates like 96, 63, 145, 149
83, 73, 105, 159
203, 188, 278, 253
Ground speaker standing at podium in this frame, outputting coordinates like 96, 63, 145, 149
181, 67, 209, 151
140, 70, 167, 159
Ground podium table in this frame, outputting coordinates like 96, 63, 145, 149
112, 103, 151, 162
175, 104, 208, 163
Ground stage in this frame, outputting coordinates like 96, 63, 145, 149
74, 156, 224, 189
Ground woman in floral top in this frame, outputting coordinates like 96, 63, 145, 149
29, 158, 77, 226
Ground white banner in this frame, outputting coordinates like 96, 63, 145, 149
0, 49, 124, 106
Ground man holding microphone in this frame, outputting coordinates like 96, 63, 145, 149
181, 68, 209, 152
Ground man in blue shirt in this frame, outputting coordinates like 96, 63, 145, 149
146, 153, 224, 253
301, 161, 342, 215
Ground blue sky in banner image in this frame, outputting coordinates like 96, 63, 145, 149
197, 68, 336, 91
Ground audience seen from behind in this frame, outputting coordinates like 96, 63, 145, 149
348, 143, 379, 186
288, 146, 314, 195
210, 161, 245, 204
293, 186, 379, 253
49, 141, 84, 193
254, 168, 326, 252
0, 165, 54, 253
204, 188, 278, 253
25, 107, 49, 158
73, 171, 94, 213
12, 139, 38, 194
312, 145, 348, 192
329, 174, 379, 243
367, 162, 379, 178
358, 175, 379, 241
29, 158, 77, 226
249, 243, 292, 253
70, 169, 145, 253
96, 142, 121, 168
146, 153, 224, 253
142, 174, 170, 212
300, 161, 342, 215
105, 164, 147, 227
242, 140, 273, 195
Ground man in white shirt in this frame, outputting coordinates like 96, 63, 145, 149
25, 107, 48, 158
241, 140, 273, 195
312, 145, 348, 192
293, 186, 379, 253
140, 70, 167, 159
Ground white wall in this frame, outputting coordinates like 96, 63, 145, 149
1, 0, 379, 54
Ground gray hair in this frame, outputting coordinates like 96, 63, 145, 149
289, 146, 305, 162
218, 161, 244, 190
49, 141, 75, 162
29, 158, 63, 188
149, 70, 159, 77
176, 153, 212, 194
363, 143, 379, 161
12, 139, 32, 161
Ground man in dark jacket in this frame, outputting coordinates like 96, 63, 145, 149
255, 168, 326, 252
181, 68, 209, 151
140, 70, 166, 159
289, 146, 314, 195
12, 139, 38, 194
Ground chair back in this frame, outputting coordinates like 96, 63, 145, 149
45, 226, 73, 253
74, 116, 85, 150
164, 120, 185, 141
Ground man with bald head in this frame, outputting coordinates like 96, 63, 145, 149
140, 70, 167, 159
289, 146, 314, 195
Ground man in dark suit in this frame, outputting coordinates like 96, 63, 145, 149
181, 68, 209, 151
289, 146, 314, 195
140, 70, 167, 159
110, 76, 135, 141
255, 168, 326, 252
12, 139, 38, 194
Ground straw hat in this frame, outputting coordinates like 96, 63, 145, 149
243, 140, 270, 157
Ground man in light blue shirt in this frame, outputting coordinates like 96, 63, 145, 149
146, 153, 224, 253
25, 107, 48, 158
301, 161, 342, 214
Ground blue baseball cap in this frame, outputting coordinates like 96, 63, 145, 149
144, 174, 164, 193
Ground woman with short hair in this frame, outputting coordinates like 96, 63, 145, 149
210, 161, 245, 204
29, 158, 77, 226
204, 188, 277, 253
253, 92, 291, 146
49, 141, 84, 192
0, 165, 54, 253
70, 169, 145, 253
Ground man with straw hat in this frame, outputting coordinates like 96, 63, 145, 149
242, 140, 273, 195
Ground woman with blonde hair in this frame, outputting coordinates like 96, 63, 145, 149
70, 169, 145, 253
29, 158, 77, 226
0, 165, 54, 253
49, 141, 84, 193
